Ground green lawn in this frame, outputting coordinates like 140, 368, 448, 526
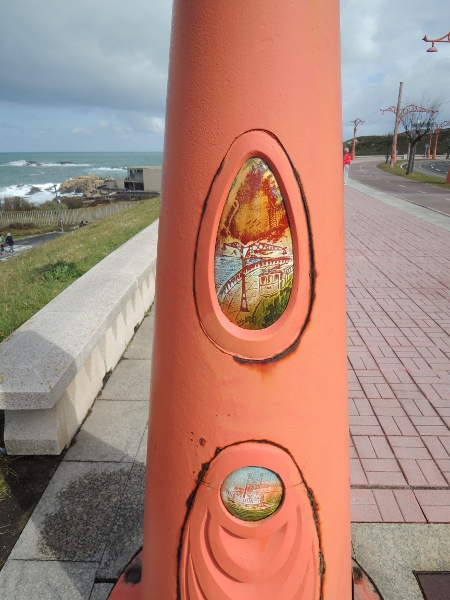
377, 162, 450, 190
0, 198, 159, 343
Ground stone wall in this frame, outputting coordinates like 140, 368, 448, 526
0, 220, 159, 455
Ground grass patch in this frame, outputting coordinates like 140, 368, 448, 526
1, 224, 61, 239
0, 458, 11, 501
0, 198, 159, 343
0, 469, 9, 500
377, 162, 450, 190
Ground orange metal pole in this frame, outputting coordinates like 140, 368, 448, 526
432, 129, 440, 160
113, 1, 351, 599
391, 82, 403, 165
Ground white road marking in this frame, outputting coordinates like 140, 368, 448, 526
399, 185, 406, 187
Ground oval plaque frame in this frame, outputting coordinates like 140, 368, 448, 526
195, 130, 313, 361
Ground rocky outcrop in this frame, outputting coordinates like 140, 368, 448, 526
59, 175, 119, 198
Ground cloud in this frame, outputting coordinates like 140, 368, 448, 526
0, 0, 172, 113
0, 0, 449, 151
141, 116, 165, 133
72, 127, 90, 135
341, 0, 450, 140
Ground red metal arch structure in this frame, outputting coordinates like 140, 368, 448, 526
380, 104, 437, 161
423, 32, 450, 52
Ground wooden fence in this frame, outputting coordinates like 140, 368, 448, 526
0, 202, 139, 227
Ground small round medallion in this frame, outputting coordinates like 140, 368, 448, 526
220, 466, 284, 521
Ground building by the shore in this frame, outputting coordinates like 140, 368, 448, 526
122, 166, 162, 193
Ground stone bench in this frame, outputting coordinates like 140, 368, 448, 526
0, 220, 159, 455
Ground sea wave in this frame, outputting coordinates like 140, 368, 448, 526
1, 160, 90, 168
0, 183, 64, 205
94, 167, 127, 171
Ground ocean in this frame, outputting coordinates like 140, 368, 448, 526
0, 151, 164, 205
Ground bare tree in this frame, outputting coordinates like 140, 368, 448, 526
402, 101, 440, 174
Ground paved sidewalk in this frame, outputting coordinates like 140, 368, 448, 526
0, 311, 154, 600
347, 181, 450, 522
1, 176, 450, 599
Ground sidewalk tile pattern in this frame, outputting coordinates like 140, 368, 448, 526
347, 186, 450, 523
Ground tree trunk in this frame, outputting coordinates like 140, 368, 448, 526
385, 142, 392, 164
406, 142, 417, 175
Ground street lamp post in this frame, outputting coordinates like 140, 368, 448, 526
350, 118, 364, 159
423, 32, 450, 52
386, 82, 403, 165
53, 185, 63, 232
426, 132, 433, 158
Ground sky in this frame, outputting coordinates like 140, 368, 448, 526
1, 0, 449, 152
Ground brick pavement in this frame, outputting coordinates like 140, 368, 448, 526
346, 184, 450, 524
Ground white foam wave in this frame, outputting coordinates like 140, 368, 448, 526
5, 160, 31, 167
41, 162, 90, 167
94, 167, 127, 171
3, 160, 90, 168
0, 183, 61, 205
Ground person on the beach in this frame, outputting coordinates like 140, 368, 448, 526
343, 147, 352, 185
5, 233, 14, 254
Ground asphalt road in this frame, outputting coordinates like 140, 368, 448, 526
0, 231, 66, 261
415, 160, 450, 178
350, 158, 450, 216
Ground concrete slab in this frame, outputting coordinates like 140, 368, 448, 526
135, 425, 148, 465
123, 312, 155, 360
0, 559, 97, 600
100, 359, 151, 401
64, 400, 148, 463
97, 463, 145, 580
90, 583, 114, 600
352, 523, 450, 600
10, 461, 131, 562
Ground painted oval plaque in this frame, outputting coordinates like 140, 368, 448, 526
214, 158, 294, 330
220, 466, 284, 521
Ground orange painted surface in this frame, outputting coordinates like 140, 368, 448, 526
352, 559, 384, 600
109, 553, 143, 600
141, 1, 350, 599
179, 443, 321, 599
446, 164, 450, 184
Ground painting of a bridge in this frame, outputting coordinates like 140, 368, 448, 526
214, 157, 294, 329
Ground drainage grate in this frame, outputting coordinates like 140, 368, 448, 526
416, 572, 450, 600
